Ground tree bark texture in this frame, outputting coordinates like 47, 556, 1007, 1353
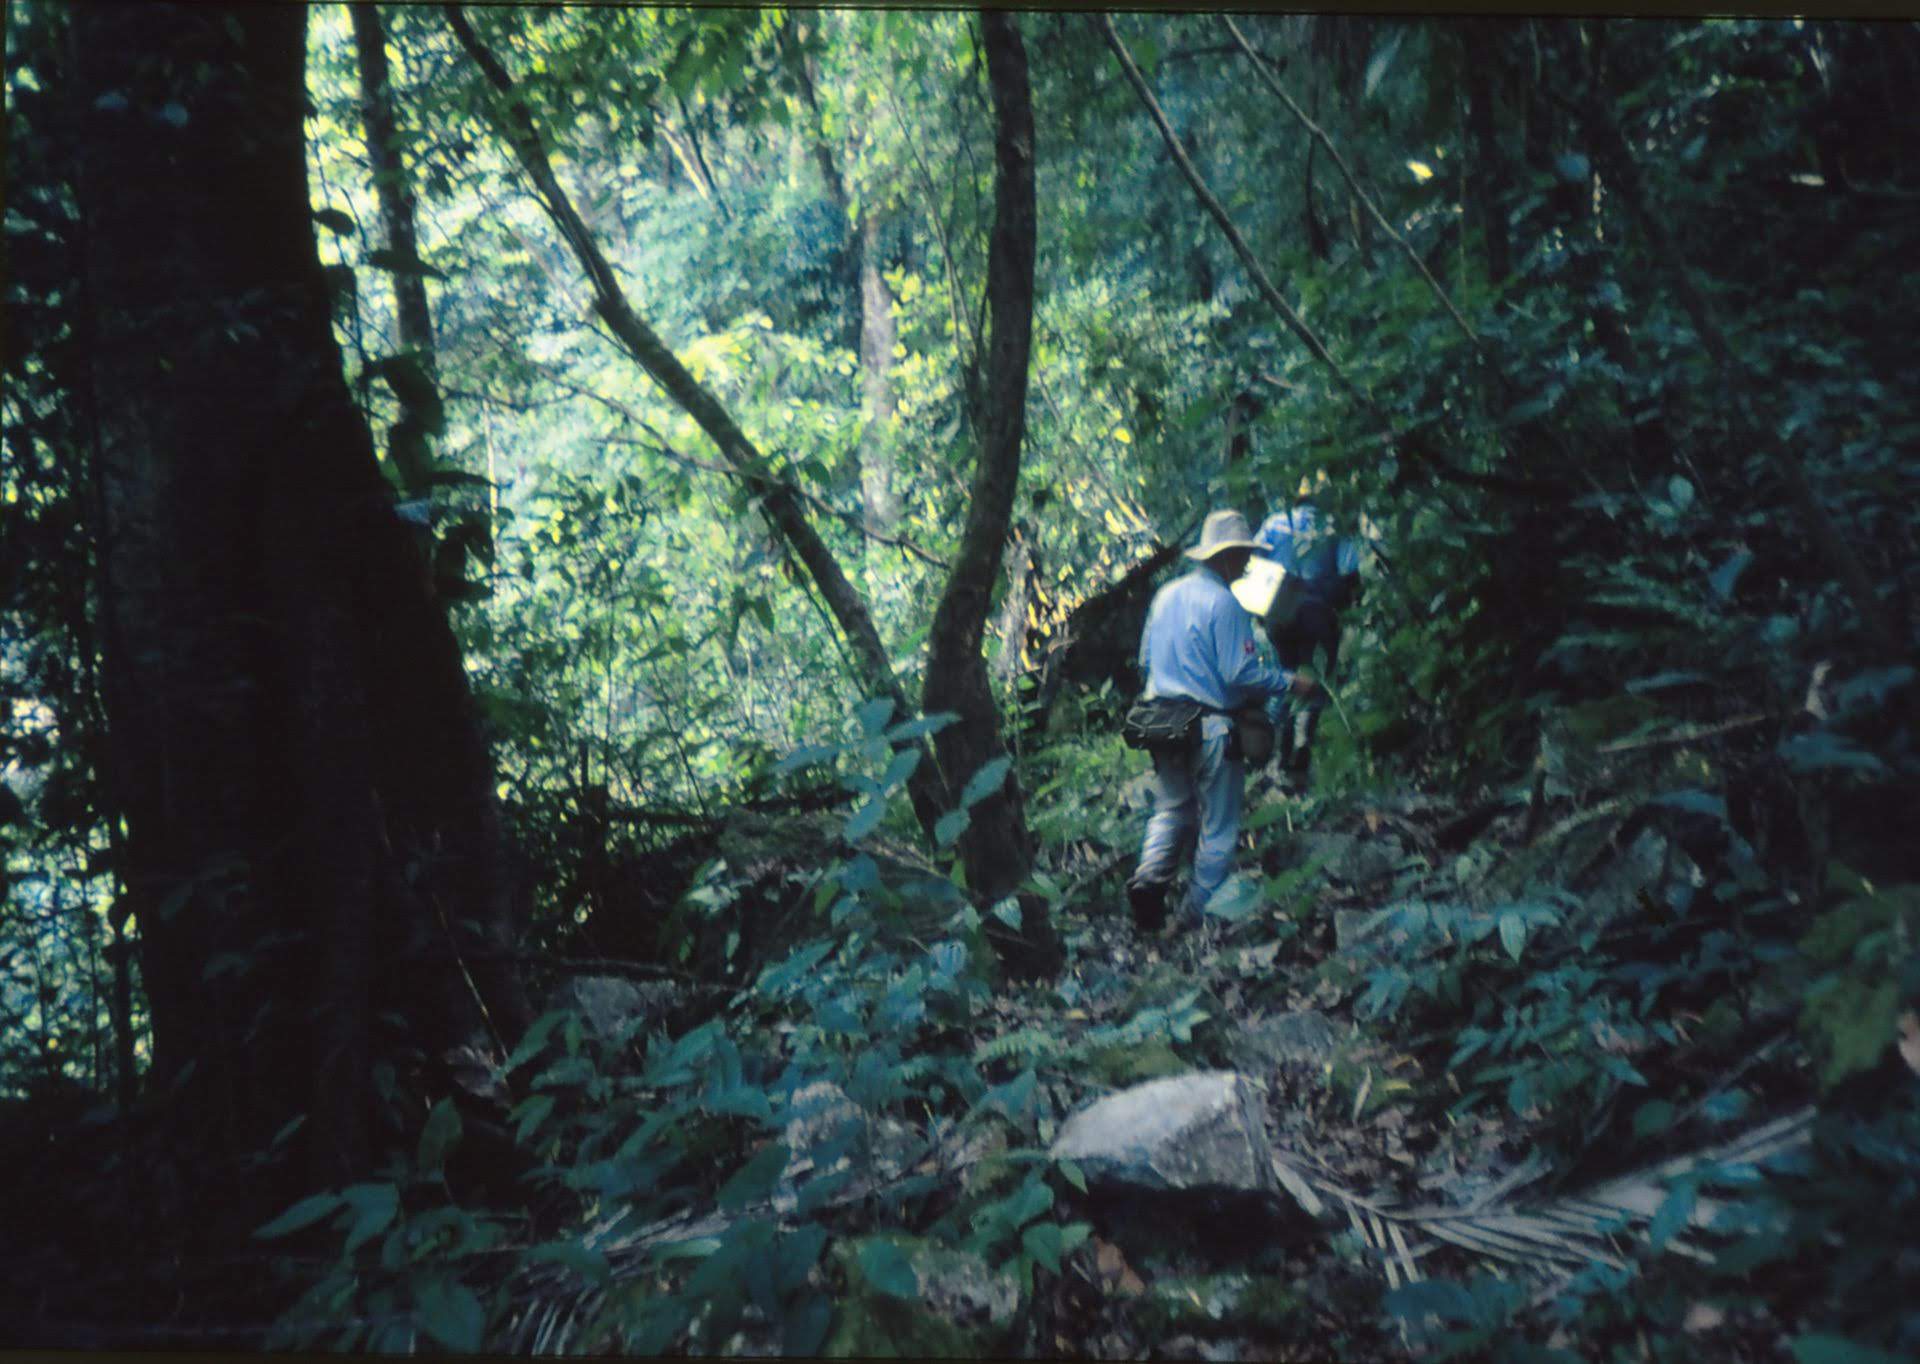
446, 7, 949, 841
1460, 20, 1513, 287
70, 2, 528, 1215
350, 3, 441, 497
858, 214, 904, 536
922, 11, 1060, 978
781, 19, 901, 539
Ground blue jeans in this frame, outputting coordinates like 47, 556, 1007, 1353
1131, 714, 1243, 922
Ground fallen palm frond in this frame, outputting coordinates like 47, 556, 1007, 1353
1277, 1106, 1814, 1287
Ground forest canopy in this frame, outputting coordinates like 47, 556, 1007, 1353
4, 4, 1918, 1357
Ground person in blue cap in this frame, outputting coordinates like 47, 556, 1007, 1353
1254, 486, 1361, 783
1126, 509, 1317, 933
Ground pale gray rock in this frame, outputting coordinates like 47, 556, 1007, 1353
1229, 1011, 1341, 1075
909, 1245, 1020, 1328
1050, 1071, 1278, 1196
775, 1082, 922, 1214
1297, 832, 1402, 886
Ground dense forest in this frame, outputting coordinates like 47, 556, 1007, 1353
4, 4, 1918, 1356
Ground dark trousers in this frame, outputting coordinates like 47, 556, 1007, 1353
1266, 599, 1341, 771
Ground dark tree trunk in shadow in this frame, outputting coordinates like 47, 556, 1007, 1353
923, 11, 1061, 979
70, 1, 529, 1223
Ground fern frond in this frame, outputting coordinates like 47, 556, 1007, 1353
973, 1026, 1067, 1065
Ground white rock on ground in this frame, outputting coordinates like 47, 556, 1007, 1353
1050, 1071, 1278, 1196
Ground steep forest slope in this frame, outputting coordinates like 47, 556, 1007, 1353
3, 7, 1917, 1357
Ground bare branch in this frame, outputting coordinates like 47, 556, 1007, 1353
1221, 16, 1482, 351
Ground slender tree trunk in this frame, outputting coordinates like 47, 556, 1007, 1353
923, 11, 1060, 979
350, 3, 440, 498
858, 213, 904, 535
1461, 19, 1513, 287
782, 18, 902, 538
71, 1, 527, 1218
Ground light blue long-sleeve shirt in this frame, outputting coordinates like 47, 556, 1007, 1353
1139, 566, 1293, 711
1255, 503, 1361, 585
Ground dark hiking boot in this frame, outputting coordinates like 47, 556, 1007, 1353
1127, 879, 1169, 934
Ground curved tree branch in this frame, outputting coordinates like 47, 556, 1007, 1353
444, 6, 951, 837
1220, 15, 1482, 351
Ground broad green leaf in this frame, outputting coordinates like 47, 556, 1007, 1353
1648, 1178, 1697, 1252
855, 697, 896, 737
884, 712, 959, 742
1631, 1100, 1675, 1139
340, 1182, 400, 1255
1778, 733, 1888, 777
417, 1098, 463, 1176
413, 1277, 485, 1352
935, 808, 969, 848
1242, 802, 1291, 831
990, 896, 1023, 930
773, 742, 841, 777
856, 1237, 919, 1299
960, 756, 1012, 809
253, 1191, 342, 1240
1650, 790, 1728, 821
1708, 547, 1754, 599
1021, 1221, 1064, 1272
879, 747, 921, 792
1498, 912, 1527, 962
1205, 876, 1262, 922
505, 1010, 566, 1073
718, 1144, 791, 1214
843, 795, 886, 843
511, 1094, 556, 1145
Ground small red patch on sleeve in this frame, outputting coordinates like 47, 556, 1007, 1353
1244, 640, 1255, 656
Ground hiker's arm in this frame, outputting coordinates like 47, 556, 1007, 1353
1213, 599, 1293, 704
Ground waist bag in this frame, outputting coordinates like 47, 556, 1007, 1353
1121, 696, 1203, 753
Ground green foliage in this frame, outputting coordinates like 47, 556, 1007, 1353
7, 4, 1920, 1357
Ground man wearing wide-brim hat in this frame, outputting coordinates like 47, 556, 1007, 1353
1127, 509, 1317, 932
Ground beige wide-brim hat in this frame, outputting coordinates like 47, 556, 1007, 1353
1184, 508, 1261, 561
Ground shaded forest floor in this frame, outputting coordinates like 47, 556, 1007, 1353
0, 740, 1896, 1357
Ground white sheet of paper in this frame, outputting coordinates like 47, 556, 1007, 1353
1232, 555, 1287, 618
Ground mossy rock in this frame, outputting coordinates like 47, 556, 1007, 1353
1084, 1039, 1188, 1086
1132, 1273, 1305, 1338
827, 1235, 1019, 1357
826, 1290, 990, 1359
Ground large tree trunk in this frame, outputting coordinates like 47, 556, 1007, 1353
70, 1, 528, 1219
923, 11, 1060, 979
